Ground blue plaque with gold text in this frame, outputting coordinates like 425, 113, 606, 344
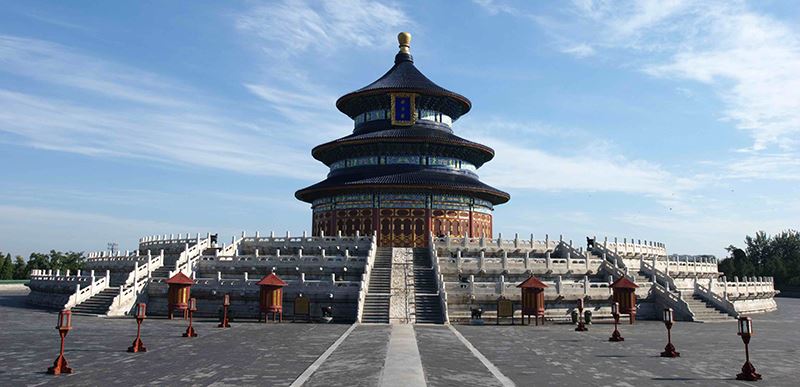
391, 93, 416, 126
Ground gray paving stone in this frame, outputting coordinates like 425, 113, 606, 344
454, 297, 800, 386
304, 325, 391, 387
0, 288, 347, 386
2, 286, 798, 387
415, 326, 502, 387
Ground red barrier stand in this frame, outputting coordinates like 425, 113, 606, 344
128, 303, 147, 352
736, 316, 762, 381
660, 308, 680, 357
609, 302, 624, 342
183, 298, 198, 337
218, 293, 231, 328
575, 298, 588, 332
47, 310, 73, 375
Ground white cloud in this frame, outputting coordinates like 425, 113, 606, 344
236, 0, 409, 55
0, 35, 187, 107
565, 1, 800, 153
472, 0, 520, 16
479, 137, 694, 199
0, 205, 200, 256
0, 34, 329, 180
561, 43, 596, 58
0, 89, 322, 179
725, 153, 800, 181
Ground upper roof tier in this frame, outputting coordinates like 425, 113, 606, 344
335, 32, 472, 120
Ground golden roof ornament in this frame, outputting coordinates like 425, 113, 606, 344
398, 32, 411, 54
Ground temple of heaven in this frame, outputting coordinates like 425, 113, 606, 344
296, 32, 510, 247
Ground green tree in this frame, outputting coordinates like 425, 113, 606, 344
27, 252, 50, 272
719, 230, 800, 290
12, 256, 27, 279
0, 253, 12, 280
26, 251, 85, 274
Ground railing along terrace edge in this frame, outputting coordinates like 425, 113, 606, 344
356, 237, 378, 323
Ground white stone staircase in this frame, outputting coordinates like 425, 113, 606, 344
412, 248, 443, 324
361, 247, 392, 323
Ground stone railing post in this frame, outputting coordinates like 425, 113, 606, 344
556, 275, 562, 296
583, 275, 589, 296
469, 274, 475, 296
566, 251, 572, 271
545, 251, 551, 270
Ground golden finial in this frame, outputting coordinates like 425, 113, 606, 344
398, 32, 411, 54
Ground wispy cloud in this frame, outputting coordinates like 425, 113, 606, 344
565, 1, 800, 153
459, 118, 698, 213
561, 43, 595, 58
0, 89, 322, 179
236, 0, 409, 56
472, 0, 521, 17
0, 35, 186, 107
480, 137, 694, 198
0, 204, 201, 256
725, 153, 800, 181
0, 34, 327, 179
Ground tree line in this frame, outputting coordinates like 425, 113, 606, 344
718, 230, 800, 290
0, 251, 85, 280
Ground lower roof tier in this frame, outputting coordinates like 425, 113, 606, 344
311, 127, 495, 167
295, 168, 510, 205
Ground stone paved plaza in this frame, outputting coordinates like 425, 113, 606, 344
2, 286, 798, 386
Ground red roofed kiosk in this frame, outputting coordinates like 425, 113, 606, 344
166, 272, 193, 320
611, 277, 639, 324
518, 275, 548, 326
258, 273, 287, 323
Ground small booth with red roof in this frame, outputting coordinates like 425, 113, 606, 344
610, 277, 639, 324
257, 273, 287, 322
517, 275, 548, 326
166, 272, 193, 319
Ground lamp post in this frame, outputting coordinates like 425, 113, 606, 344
47, 309, 73, 375
128, 303, 147, 352
218, 293, 231, 328
609, 302, 624, 342
183, 298, 198, 337
575, 298, 588, 332
736, 316, 762, 381
660, 308, 680, 357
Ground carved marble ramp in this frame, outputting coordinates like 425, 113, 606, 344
380, 324, 427, 386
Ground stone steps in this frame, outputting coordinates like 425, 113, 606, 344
361, 247, 393, 323
411, 248, 444, 324
686, 296, 734, 322
70, 287, 120, 315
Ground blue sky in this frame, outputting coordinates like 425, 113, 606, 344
1, 0, 799, 258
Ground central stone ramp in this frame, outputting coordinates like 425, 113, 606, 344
380, 324, 426, 387
412, 248, 443, 324
362, 247, 393, 323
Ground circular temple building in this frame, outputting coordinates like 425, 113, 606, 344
296, 32, 510, 247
